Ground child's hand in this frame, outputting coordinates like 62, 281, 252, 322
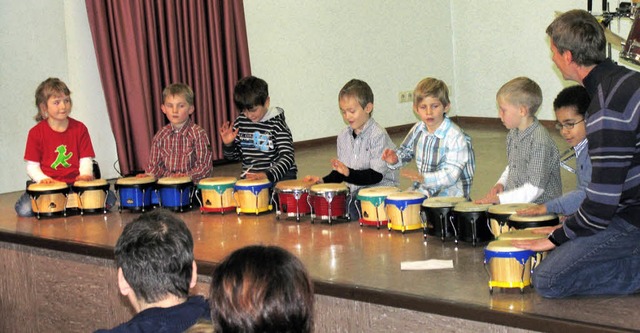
474, 194, 499, 205
75, 174, 95, 182
39, 178, 58, 184
219, 121, 239, 145
304, 175, 322, 184
381, 149, 398, 164
516, 204, 547, 216
136, 173, 153, 178
245, 172, 267, 180
330, 159, 349, 176
400, 169, 423, 183
488, 184, 504, 196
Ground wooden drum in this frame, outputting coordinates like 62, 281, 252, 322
274, 179, 315, 222
309, 183, 349, 224
72, 179, 110, 215
421, 196, 468, 241
114, 176, 156, 212
197, 177, 237, 214
484, 239, 536, 293
498, 229, 549, 269
451, 202, 493, 246
234, 178, 272, 215
356, 186, 400, 228
385, 191, 426, 234
487, 203, 536, 238
27, 182, 69, 219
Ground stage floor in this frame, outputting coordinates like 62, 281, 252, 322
1, 120, 639, 332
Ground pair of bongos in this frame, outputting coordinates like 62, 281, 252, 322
27, 179, 111, 219
421, 196, 468, 241
115, 176, 194, 213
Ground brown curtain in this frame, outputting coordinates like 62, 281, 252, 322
85, 0, 251, 176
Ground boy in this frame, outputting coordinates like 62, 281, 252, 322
95, 209, 210, 332
382, 77, 475, 199
15, 78, 114, 217
518, 85, 591, 217
219, 76, 297, 182
142, 83, 213, 183
305, 79, 399, 220
475, 77, 561, 205
513, 10, 640, 298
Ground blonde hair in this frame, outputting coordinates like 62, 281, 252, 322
163, 83, 194, 106
414, 77, 450, 107
496, 77, 543, 115
34, 78, 72, 122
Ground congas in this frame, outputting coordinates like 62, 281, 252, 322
234, 178, 272, 214
274, 179, 314, 221
498, 229, 549, 269
487, 203, 536, 238
197, 177, 237, 214
356, 186, 400, 228
421, 196, 468, 241
484, 239, 536, 293
309, 183, 349, 223
27, 182, 69, 219
451, 202, 493, 246
385, 191, 426, 234
72, 179, 110, 215
507, 213, 560, 230
156, 176, 193, 212
114, 176, 156, 212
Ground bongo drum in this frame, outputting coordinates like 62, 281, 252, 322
114, 176, 156, 212
385, 191, 426, 234
451, 202, 493, 246
234, 178, 272, 215
498, 229, 549, 269
156, 176, 194, 212
487, 203, 536, 238
274, 179, 314, 221
356, 186, 400, 228
507, 213, 560, 230
421, 196, 468, 241
484, 239, 536, 293
196, 177, 237, 214
27, 182, 69, 219
309, 183, 349, 223
72, 179, 110, 215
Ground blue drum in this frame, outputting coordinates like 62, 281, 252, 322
156, 176, 194, 212
114, 176, 156, 212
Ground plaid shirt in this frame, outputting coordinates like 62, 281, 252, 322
146, 118, 213, 183
501, 118, 561, 204
388, 117, 475, 198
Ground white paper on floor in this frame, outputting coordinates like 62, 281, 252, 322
401, 259, 454, 270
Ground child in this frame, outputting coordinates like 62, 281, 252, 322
305, 79, 399, 220
209, 245, 314, 333
219, 76, 297, 183
14, 78, 112, 217
142, 83, 213, 183
382, 77, 475, 199
518, 85, 591, 217
476, 77, 561, 205
95, 209, 210, 332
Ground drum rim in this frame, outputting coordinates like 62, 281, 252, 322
198, 177, 237, 185
235, 178, 271, 186
27, 182, 69, 192
157, 176, 193, 185
508, 213, 559, 222
487, 203, 536, 214
309, 183, 348, 193
385, 191, 424, 200
115, 176, 156, 185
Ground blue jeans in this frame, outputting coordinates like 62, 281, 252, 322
532, 216, 640, 298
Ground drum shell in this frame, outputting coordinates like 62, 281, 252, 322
309, 184, 348, 219
487, 203, 536, 238
157, 177, 193, 210
484, 240, 535, 288
275, 180, 314, 216
115, 177, 156, 210
234, 179, 272, 214
72, 180, 110, 211
451, 209, 493, 244
507, 214, 559, 230
385, 192, 425, 231
198, 177, 236, 212
27, 183, 69, 216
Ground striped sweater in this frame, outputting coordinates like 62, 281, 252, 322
553, 59, 640, 244
223, 107, 297, 183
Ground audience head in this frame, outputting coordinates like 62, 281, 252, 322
209, 245, 314, 333
34, 77, 72, 122
115, 209, 196, 309
546, 9, 606, 67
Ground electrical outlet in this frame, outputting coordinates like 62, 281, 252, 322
398, 90, 414, 103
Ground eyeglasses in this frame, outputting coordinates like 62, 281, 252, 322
555, 119, 585, 131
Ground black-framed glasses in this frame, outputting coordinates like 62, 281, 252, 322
555, 119, 585, 131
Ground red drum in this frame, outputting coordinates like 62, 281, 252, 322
274, 179, 315, 222
309, 183, 349, 224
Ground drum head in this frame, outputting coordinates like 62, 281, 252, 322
198, 177, 237, 186
116, 176, 156, 185
488, 203, 536, 215
498, 229, 548, 241
158, 176, 192, 185
310, 183, 348, 194
485, 239, 529, 252
27, 182, 68, 192
74, 179, 108, 187
358, 186, 400, 197
453, 202, 492, 212
385, 191, 425, 201
275, 179, 315, 191
422, 196, 467, 208
236, 178, 271, 187
508, 213, 558, 222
